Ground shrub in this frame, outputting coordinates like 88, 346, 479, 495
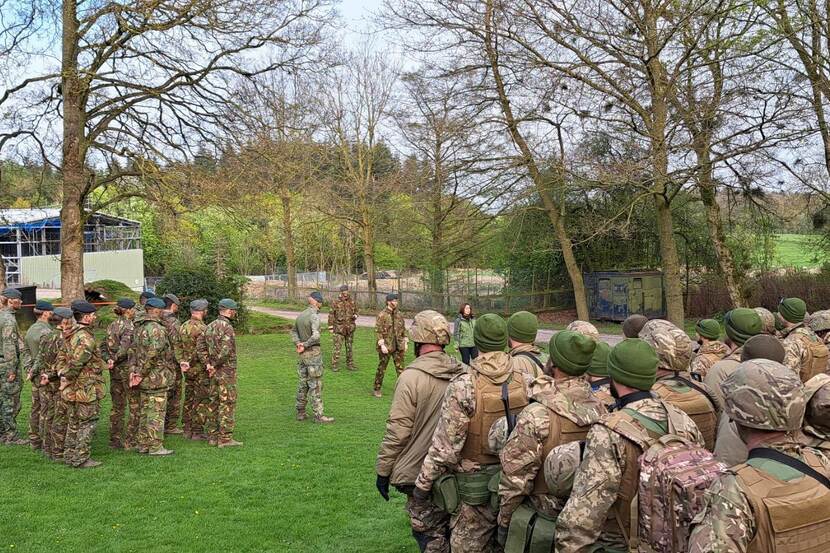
155, 266, 248, 327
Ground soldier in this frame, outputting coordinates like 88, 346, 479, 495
135, 290, 154, 318
24, 300, 54, 450
640, 318, 720, 450
704, 308, 763, 405
554, 339, 704, 552
508, 311, 547, 378
690, 318, 728, 379
161, 293, 184, 435
376, 310, 465, 553
497, 331, 604, 551
808, 309, 830, 344
45, 307, 75, 461
413, 314, 532, 553
0, 287, 30, 445
101, 298, 135, 449
565, 320, 600, 342
374, 292, 407, 398
291, 292, 334, 425
778, 297, 829, 382
37, 307, 72, 459
329, 285, 357, 372
60, 301, 105, 468
754, 306, 776, 336
586, 341, 613, 408
802, 373, 830, 451
129, 297, 174, 456
205, 298, 246, 445
688, 359, 830, 553
621, 314, 648, 338
178, 299, 210, 440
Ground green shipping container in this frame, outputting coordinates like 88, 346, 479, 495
583, 271, 666, 322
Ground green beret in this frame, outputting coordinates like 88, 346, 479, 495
146, 297, 166, 309
2, 287, 22, 299
549, 331, 597, 376
588, 341, 611, 377
219, 298, 239, 310
779, 297, 807, 324
695, 319, 721, 341
724, 308, 762, 346
507, 311, 538, 343
608, 338, 658, 391
474, 313, 508, 353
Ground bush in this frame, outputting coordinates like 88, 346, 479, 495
155, 266, 248, 327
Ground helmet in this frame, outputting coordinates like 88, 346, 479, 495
565, 320, 600, 342
544, 441, 583, 498
804, 373, 830, 438
408, 310, 451, 345
721, 359, 805, 432
487, 416, 508, 454
808, 310, 830, 334
754, 307, 776, 335
639, 319, 693, 372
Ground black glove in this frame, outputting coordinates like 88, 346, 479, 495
496, 525, 509, 547
413, 486, 430, 501
376, 475, 390, 501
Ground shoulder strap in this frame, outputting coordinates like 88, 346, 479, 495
513, 351, 545, 372
672, 374, 719, 412
621, 407, 668, 436
748, 447, 830, 490
501, 381, 516, 435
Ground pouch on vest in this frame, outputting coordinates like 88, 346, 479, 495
431, 474, 459, 515
504, 503, 556, 553
488, 470, 501, 511
456, 464, 500, 506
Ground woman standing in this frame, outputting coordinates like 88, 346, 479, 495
453, 303, 478, 364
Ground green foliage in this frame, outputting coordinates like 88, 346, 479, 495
775, 234, 827, 268
155, 265, 248, 327
373, 242, 405, 269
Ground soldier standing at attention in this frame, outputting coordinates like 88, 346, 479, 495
178, 299, 210, 440
778, 297, 829, 382
507, 311, 547, 378
25, 300, 54, 450
329, 285, 357, 372
292, 292, 334, 424
161, 293, 184, 435
102, 298, 135, 449
453, 303, 477, 365
690, 318, 728, 379
37, 307, 72, 459
374, 292, 407, 398
135, 291, 154, 318
205, 298, 246, 445
45, 307, 75, 461
60, 301, 106, 468
0, 287, 30, 445
130, 297, 174, 456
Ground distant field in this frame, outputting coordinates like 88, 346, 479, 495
774, 234, 827, 268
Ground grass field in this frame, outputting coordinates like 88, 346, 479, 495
4, 328, 419, 553
775, 233, 827, 268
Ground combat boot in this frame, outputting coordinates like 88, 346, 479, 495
217, 439, 243, 448
5, 436, 28, 446
347, 364, 358, 372
190, 433, 207, 441
149, 448, 174, 456
208, 438, 218, 446
373, 390, 382, 398
296, 411, 307, 421
77, 459, 102, 468
314, 415, 335, 424
183, 431, 192, 440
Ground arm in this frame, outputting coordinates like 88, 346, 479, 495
303, 313, 321, 348
688, 475, 755, 553
63, 334, 94, 380
210, 321, 233, 367
196, 328, 209, 366
290, 323, 300, 344
376, 374, 417, 477
498, 407, 546, 527
174, 322, 188, 363
782, 337, 803, 374
115, 322, 134, 364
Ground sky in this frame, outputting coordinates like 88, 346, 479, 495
339, 0, 386, 44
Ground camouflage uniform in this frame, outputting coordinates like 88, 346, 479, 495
101, 315, 134, 447
177, 316, 209, 437
24, 320, 53, 448
690, 339, 729, 379
374, 305, 407, 391
47, 325, 73, 460
0, 306, 30, 442
291, 306, 325, 418
60, 324, 106, 466
204, 315, 238, 442
330, 292, 357, 370
565, 320, 600, 342
133, 317, 173, 453
125, 315, 145, 448
781, 323, 827, 381
36, 328, 63, 457
509, 343, 548, 379
161, 311, 183, 432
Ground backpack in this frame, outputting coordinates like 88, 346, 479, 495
652, 376, 719, 451
795, 333, 829, 383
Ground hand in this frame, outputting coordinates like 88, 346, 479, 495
7, 371, 15, 382
26, 369, 34, 382
296, 343, 305, 354
206, 365, 216, 378
413, 486, 430, 501
376, 475, 390, 501
59, 376, 68, 390
497, 526, 509, 547
39, 374, 48, 386
129, 373, 142, 388
180, 361, 190, 373
380, 343, 389, 355
107, 359, 115, 370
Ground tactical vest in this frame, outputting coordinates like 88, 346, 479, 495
735, 451, 830, 553
794, 333, 829, 383
460, 373, 529, 465
653, 377, 718, 451
532, 407, 591, 494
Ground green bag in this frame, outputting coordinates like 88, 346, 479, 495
456, 465, 501, 506
432, 474, 460, 515
505, 503, 557, 553
488, 470, 502, 511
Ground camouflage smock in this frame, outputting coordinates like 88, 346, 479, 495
330, 293, 357, 335
204, 315, 237, 372
376, 306, 406, 353
133, 318, 174, 391
690, 340, 729, 378
60, 324, 105, 403
101, 316, 134, 379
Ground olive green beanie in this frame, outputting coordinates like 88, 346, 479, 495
549, 330, 597, 376
779, 297, 807, 324
608, 338, 658, 391
588, 341, 611, 377
507, 311, 538, 343
724, 308, 762, 346
474, 313, 508, 353
695, 319, 721, 341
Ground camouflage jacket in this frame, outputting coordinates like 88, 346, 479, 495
0, 307, 28, 381
509, 343, 548, 378
704, 345, 743, 410
688, 442, 830, 553
37, 329, 64, 383
555, 397, 704, 552
375, 306, 406, 352
25, 320, 53, 385
690, 340, 729, 378
161, 311, 182, 365
133, 317, 174, 390
498, 376, 606, 527
204, 315, 237, 373
330, 293, 357, 335
60, 324, 106, 403
177, 317, 208, 376
781, 324, 825, 376
101, 316, 134, 378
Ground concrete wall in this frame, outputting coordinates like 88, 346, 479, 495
20, 249, 145, 290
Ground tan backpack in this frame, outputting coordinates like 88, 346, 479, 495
652, 377, 718, 451
460, 374, 528, 464
795, 333, 829, 382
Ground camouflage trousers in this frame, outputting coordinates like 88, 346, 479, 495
210, 370, 237, 442
138, 389, 167, 453
39, 383, 59, 455
406, 494, 450, 553
28, 384, 43, 448
296, 349, 324, 418
0, 379, 22, 441
374, 350, 405, 391
109, 375, 128, 447
50, 396, 69, 460
450, 503, 500, 553
183, 372, 211, 436
165, 366, 183, 431
125, 385, 142, 448
64, 400, 100, 467
331, 331, 355, 369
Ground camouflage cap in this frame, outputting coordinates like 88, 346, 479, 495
544, 441, 583, 499
804, 373, 830, 438
808, 310, 830, 333
754, 307, 776, 335
639, 319, 693, 372
409, 310, 451, 345
565, 320, 600, 342
721, 358, 806, 432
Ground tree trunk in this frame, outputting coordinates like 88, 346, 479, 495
281, 192, 298, 300
362, 219, 377, 309
430, 185, 445, 309
60, 0, 86, 301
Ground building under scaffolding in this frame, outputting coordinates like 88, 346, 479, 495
0, 208, 144, 289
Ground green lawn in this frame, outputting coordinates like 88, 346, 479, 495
4, 328, 418, 553
775, 233, 827, 268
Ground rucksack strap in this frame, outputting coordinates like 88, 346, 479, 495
671, 375, 719, 412
612, 390, 653, 412
501, 382, 516, 435
590, 377, 610, 388
748, 447, 830, 490
622, 408, 668, 436
513, 351, 546, 373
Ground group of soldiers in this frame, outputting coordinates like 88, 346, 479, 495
374, 298, 830, 553
0, 287, 243, 468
